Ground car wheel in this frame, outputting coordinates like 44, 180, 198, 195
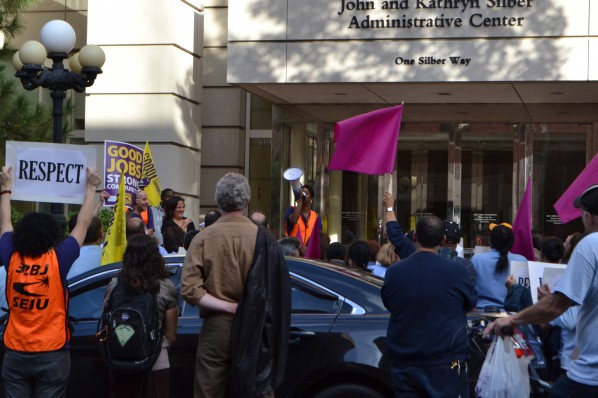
312, 383, 387, 398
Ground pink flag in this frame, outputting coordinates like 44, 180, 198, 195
305, 222, 321, 260
329, 105, 403, 175
554, 152, 598, 223
511, 177, 535, 261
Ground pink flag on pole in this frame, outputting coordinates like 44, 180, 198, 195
511, 177, 535, 261
329, 105, 403, 175
554, 152, 598, 223
305, 222, 321, 260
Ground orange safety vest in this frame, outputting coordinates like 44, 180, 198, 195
4, 250, 70, 352
285, 210, 317, 245
141, 209, 149, 226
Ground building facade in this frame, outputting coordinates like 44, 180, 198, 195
7, 0, 598, 248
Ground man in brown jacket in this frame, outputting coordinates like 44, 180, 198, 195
182, 172, 290, 398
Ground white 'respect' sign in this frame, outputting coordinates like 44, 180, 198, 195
528, 261, 567, 304
510, 261, 530, 288
5, 141, 97, 204
543, 267, 567, 290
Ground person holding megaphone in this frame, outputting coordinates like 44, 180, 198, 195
284, 184, 321, 255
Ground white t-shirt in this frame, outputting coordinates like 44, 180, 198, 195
549, 306, 579, 371
554, 232, 598, 385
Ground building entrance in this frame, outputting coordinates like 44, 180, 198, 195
261, 119, 589, 252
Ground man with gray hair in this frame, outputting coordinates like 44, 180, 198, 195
278, 237, 301, 257
182, 173, 290, 398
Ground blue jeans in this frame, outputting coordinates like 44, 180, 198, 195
391, 362, 469, 398
2, 349, 70, 398
550, 374, 598, 398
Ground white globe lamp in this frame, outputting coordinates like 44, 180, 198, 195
40, 20, 76, 53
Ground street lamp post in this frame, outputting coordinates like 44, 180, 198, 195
12, 20, 105, 224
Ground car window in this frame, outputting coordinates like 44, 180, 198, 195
181, 300, 199, 318
69, 265, 181, 321
291, 283, 340, 314
69, 279, 111, 320
180, 281, 342, 316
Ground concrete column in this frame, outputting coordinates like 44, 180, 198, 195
85, 0, 203, 221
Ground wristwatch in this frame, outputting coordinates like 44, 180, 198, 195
386, 207, 394, 212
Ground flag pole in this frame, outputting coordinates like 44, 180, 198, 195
384, 173, 393, 193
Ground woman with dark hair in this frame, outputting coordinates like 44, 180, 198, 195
472, 224, 527, 310
562, 232, 584, 264
160, 195, 196, 235
152, 188, 174, 245
540, 236, 565, 264
103, 234, 178, 397
162, 226, 186, 254
347, 240, 372, 272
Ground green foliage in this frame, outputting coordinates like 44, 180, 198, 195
99, 207, 113, 234
2, 0, 77, 147
64, 210, 78, 236
0, 63, 76, 148
0, 0, 38, 42
0, 66, 54, 144
64, 209, 113, 238
10, 207, 22, 224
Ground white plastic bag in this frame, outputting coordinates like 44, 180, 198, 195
475, 335, 531, 398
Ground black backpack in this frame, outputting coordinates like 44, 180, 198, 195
97, 278, 163, 373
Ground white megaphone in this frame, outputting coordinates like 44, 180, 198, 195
283, 167, 303, 198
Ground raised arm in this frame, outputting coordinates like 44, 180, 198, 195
287, 196, 304, 225
0, 166, 13, 236
383, 192, 415, 259
70, 168, 101, 246
93, 190, 110, 215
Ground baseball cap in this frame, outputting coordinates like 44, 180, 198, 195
443, 221, 461, 243
574, 185, 598, 215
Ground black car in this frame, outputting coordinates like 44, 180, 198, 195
1, 256, 393, 398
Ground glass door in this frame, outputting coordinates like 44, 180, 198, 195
461, 126, 515, 249
394, 130, 449, 233
533, 128, 586, 238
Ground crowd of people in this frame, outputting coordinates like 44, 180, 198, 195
0, 169, 292, 398
278, 187, 596, 398
1, 160, 597, 397
377, 187, 598, 398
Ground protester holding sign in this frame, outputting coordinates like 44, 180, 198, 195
486, 185, 598, 397
0, 165, 101, 397
5, 141, 96, 204
472, 223, 527, 310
